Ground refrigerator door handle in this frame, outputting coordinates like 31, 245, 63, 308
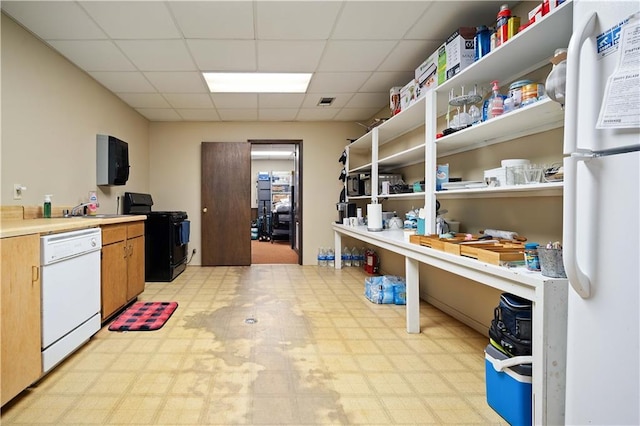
563, 155, 592, 298
564, 11, 597, 155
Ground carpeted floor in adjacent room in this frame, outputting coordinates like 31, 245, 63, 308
251, 239, 298, 264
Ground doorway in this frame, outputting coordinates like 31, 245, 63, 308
249, 140, 302, 265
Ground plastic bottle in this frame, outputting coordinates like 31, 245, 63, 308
545, 48, 568, 106
88, 190, 98, 216
524, 243, 541, 271
351, 247, 361, 267
490, 80, 504, 118
43, 194, 52, 218
327, 248, 335, 268
474, 25, 492, 61
342, 247, 352, 267
318, 248, 327, 267
496, 4, 511, 47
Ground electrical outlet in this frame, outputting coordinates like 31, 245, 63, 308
192, 249, 197, 255
13, 184, 25, 200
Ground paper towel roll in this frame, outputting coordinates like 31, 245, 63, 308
367, 203, 383, 231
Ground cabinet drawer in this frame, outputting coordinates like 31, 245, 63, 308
101, 225, 126, 245
126, 222, 144, 239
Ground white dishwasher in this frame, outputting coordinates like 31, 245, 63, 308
41, 228, 101, 373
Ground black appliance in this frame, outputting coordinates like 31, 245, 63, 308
123, 192, 189, 282
96, 134, 130, 186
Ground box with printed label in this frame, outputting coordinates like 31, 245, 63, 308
445, 27, 476, 80
400, 79, 419, 111
415, 50, 439, 97
437, 43, 447, 85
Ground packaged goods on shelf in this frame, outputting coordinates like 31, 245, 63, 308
415, 50, 439, 95
443, 27, 476, 80
437, 43, 447, 85
390, 86, 402, 116
400, 79, 419, 111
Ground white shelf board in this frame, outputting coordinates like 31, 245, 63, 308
436, 98, 565, 157
379, 192, 426, 201
377, 97, 426, 146
435, 0, 574, 116
435, 181, 563, 199
348, 132, 373, 151
346, 195, 372, 201
378, 144, 426, 169
348, 163, 372, 173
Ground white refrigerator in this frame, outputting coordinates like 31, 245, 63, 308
563, 1, 640, 424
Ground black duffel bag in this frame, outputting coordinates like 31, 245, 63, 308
488, 293, 532, 357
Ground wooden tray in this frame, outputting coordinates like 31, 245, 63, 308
409, 234, 525, 265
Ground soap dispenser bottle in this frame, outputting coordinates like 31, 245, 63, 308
43, 194, 52, 218
490, 80, 504, 118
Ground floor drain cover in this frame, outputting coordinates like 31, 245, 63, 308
245, 318, 257, 324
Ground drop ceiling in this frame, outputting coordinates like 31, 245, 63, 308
1, 1, 513, 122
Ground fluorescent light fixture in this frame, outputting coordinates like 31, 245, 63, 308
251, 151, 293, 157
204, 72, 312, 93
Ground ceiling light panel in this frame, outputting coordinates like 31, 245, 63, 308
204, 73, 312, 93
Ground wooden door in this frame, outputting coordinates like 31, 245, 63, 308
201, 142, 251, 265
1, 234, 41, 406
101, 225, 128, 321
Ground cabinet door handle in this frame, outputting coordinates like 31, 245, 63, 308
32, 265, 39, 284
124, 246, 128, 259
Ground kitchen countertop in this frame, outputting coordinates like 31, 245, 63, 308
0, 215, 147, 239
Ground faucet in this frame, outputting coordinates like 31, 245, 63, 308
69, 202, 99, 217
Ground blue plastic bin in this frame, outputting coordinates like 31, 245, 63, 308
485, 344, 533, 426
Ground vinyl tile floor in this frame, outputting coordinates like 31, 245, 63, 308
1, 265, 507, 425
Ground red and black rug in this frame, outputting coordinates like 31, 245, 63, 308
108, 301, 178, 332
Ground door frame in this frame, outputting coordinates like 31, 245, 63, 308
249, 139, 302, 265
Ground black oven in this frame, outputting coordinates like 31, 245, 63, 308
123, 192, 189, 282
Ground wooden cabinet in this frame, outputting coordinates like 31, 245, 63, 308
1, 234, 41, 406
100, 222, 145, 321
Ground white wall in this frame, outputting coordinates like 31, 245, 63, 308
1, 14, 150, 211
148, 121, 361, 266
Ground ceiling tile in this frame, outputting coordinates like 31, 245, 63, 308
164, 94, 213, 109
187, 40, 256, 71
47, 40, 135, 72
176, 109, 221, 121
257, 41, 325, 72
307, 72, 371, 94
211, 94, 258, 109
360, 71, 414, 93
331, 2, 428, 40
168, 2, 254, 39
333, 107, 382, 122
256, 1, 343, 40
345, 92, 389, 109
116, 93, 171, 109
301, 93, 352, 109
79, 1, 180, 39
377, 40, 442, 72
217, 109, 258, 121
258, 109, 299, 121
318, 41, 397, 72
143, 72, 208, 93
258, 94, 305, 109
116, 40, 197, 72
296, 108, 339, 121
1, 1, 107, 40
89, 72, 157, 93
136, 108, 182, 121
405, 1, 506, 41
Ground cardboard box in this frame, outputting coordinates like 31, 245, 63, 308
400, 79, 418, 111
415, 50, 439, 96
445, 27, 476, 80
